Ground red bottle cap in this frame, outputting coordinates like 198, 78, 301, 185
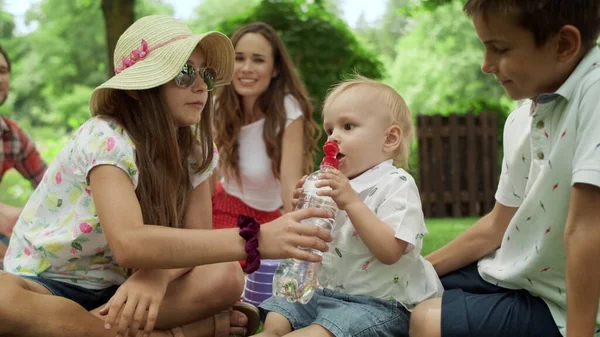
320, 141, 339, 169
323, 141, 339, 158
320, 156, 338, 169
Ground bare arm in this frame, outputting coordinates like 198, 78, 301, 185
564, 183, 600, 337
280, 119, 305, 213
0, 239, 6, 258
345, 201, 407, 265
90, 165, 333, 269
426, 202, 518, 276
209, 167, 220, 196
149, 180, 215, 282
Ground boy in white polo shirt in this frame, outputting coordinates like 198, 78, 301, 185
409, 1, 600, 337
257, 77, 443, 337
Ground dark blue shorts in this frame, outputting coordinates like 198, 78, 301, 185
440, 263, 562, 337
21, 275, 118, 311
0, 233, 9, 246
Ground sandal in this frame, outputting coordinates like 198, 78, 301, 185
170, 302, 260, 337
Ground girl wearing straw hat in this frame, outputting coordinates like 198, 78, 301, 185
0, 15, 332, 337
211, 22, 320, 231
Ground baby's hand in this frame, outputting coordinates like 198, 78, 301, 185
291, 175, 307, 209
316, 169, 360, 210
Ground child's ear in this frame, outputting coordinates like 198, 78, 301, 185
555, 25, 581, 63
384, 125, 402, 153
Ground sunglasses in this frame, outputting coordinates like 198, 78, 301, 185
175, 63, 217, 91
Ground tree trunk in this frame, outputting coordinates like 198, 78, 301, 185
101, 0, 135, 78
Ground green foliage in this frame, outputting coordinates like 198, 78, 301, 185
187, 0, 261, 33
388, 0, 515, 177
0, 0, 174, 129
403, 0, 455, 13
1, 0, 106, 129
216, 0, 384, 160
354, 0, 410, 66
0, 9, 14, 39
0, 0, 174, 205
135, 0, 174, 18
388, 0, 514, 116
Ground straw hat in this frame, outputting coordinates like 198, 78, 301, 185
90, 15, 234, 116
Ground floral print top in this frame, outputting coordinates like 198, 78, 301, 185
4, 116, 216, 289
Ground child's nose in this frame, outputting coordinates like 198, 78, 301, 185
327, 132, 341, 143
481, 52, 497, 74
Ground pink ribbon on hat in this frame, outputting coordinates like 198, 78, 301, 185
114, 34, 192, 74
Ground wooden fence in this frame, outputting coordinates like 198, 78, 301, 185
417, 112, 498, 217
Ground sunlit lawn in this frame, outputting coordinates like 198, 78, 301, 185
422, 217, 476, 255
0, 171, 31, 207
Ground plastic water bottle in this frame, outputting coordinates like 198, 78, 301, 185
272, 141, 340, 304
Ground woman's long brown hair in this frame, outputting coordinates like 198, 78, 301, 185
214, 22, 319, 184
97, 87, 214, 228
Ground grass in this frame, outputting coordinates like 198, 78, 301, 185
422, 217, 477, 255
0, 170, 31, 207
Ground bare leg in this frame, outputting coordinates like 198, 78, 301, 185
1, 262, 247, 337
0, 271, 169, 337
283, 325, 333, 337
408, 297, 442, 337
253, 312, 293, 337
90, 262, 249, 336
152, 261, 251, 336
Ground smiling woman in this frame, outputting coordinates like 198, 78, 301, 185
212, 22, 320, 230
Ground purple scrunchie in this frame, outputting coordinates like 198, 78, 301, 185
238, 215, 261, 274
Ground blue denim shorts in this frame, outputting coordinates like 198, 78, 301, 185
21, 275, 119, 311
259, 288, 410, 337
440, 263, 562, 337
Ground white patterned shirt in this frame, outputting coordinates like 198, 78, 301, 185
478, 47, 600, 336
319, 160, 444, 309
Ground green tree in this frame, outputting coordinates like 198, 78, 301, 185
217, 0, 384, 161
388, 0, 513, 116
0, 12, 14, 39
354, 0, 411, 65
102, 0, 135, 77
188, 0, 261, 33
315, 0, 343, 18
135, 0, 174, 18
3, 0, 174, 128
404, 0, 454, 12
8, 0, 106, 128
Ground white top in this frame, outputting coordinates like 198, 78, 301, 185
221, 94, 303, 211
5, 116, 217, 289
319, 160, 444, 310
478, 47, 600, 336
